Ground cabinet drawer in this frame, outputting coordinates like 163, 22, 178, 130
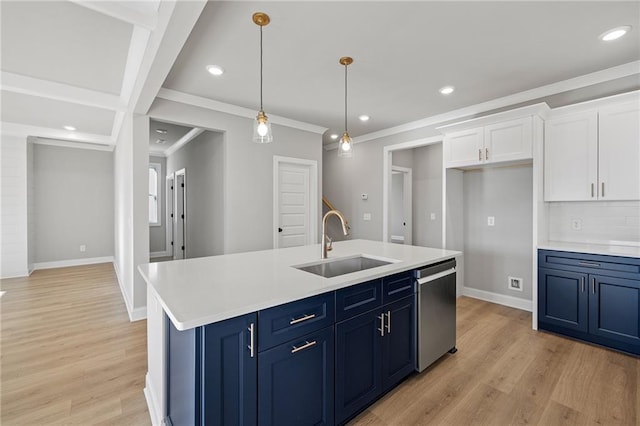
259, 292, 335, 351
336, 279, 382, 322
539, 250, 640, 280
383, 271, 415, 303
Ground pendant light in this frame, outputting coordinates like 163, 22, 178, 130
338, 56, 353, 158
252, 12, 273, 143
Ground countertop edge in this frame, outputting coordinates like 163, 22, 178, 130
537, 241, 640, 259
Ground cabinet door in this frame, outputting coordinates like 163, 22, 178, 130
201, 313, 257, 426
538, 268, 588, 332
381, 297, 415, 391
444, 127, 484, 168
544, 111, 598, 201
335, 310, 383, 424
484, 117, 532, 164
598, 102, 640, 201
258, 327, 334, 426
589, 275, 640, 348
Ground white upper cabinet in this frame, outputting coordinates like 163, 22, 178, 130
544, 93, 640, 202
544, 112, 598, 201
598, 102, 640, 201
440, 105, 545, 169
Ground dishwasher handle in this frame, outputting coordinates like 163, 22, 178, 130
417, 268, 455, 285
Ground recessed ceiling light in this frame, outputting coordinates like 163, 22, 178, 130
155, 129, 168, 134
599, 26, 631, 41
330, 134, 339, 140
206, 65, 224, 76
439, 86, 455, 95
358, 115, 370, 122
63, 125, 76, 131
155, 139, 166, 144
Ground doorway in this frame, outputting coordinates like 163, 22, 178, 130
166, 173, 174, 259
273, 156, 318, 248
390, 166, 413, 244
173, 169, 186, 259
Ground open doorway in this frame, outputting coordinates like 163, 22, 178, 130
390, 166, 412, 244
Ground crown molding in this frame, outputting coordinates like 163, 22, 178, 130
31, 137, 114, 152
1, 71, 125, 111
68, 0, 158, 31
157, 88, 328, 135
163, 127, 204, 157
1, 122, 113, 146
324, 60, 640, 150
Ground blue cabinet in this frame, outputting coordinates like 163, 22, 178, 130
258, 327, 334, 426
167, 312, 257, 426
335, 291, 415, 424
538, 250, 640, 355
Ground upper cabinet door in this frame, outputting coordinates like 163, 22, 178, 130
544, 111, 598, 201
443, 127, 484, 168
484, 117, 533, 164
598, 102, 640, 201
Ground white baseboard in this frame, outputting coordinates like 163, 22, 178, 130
33, 256, 114, 270
113, 261, 147, 322
144, 373, 164, 426
130, 305, 147, 321
462, 286, 533, 312
150, 250, 171, 259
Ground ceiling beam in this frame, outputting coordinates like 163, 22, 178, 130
163, 127, 204, 157
1, 71, 126, 112
68, 1, 158, 30
1, 122, 114, 146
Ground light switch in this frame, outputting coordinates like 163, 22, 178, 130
363, 213, 371, 221
361, 193, 368, 200
487, 216, 495, 227
430, 213, 436, 220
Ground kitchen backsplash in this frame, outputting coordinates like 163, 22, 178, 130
548, 201, 640, 246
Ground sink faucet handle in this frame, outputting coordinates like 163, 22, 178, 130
325, 235, 333, 251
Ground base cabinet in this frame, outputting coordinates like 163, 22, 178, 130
538, 250, 640, 355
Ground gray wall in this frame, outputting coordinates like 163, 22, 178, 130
33, 144, 114, 263
149, 98, 323, 254
412, 143, 443, 248
166, 131, 225, 258
149, 155, 167, 254
463, 165, 533, 300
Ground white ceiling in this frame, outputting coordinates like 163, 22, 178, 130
0, 1, 639, 149
148, 119, 193, 156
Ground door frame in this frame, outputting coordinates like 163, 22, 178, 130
174, 168, 186, 259
165, 173, 175, 259
273, 156, 318, 249
390, 165, 413, 245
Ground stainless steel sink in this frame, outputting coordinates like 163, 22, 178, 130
294, 255, 396, 278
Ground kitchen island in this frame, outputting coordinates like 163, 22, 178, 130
139, 239, 461, 425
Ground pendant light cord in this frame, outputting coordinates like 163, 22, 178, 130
344, 63, 348, 133
260, 25, 264, 112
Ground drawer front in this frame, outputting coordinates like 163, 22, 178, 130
383, 271, 415, 304
336, 279, 382, 322
539, 250, 640, 280
259, 292, 335, 351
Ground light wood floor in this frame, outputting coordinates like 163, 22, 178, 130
1, 264, 150, 425
2, 265, 638, 425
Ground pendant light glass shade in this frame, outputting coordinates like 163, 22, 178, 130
338, 56, 354, 158
253, 110, 273, 143
252, 12, 273, 144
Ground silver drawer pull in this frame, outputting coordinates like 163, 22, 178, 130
385, 311, 391, 333
291, 340, 317, 353
579, 261, 600, 267
592, 278, 596, 294
478, 149, 482, 161
581, 277, 585, 293
290, 313, 316, 325
378, 314, 385, 336
248, 323, 255, 358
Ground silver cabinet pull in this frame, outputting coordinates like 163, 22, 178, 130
385, 311, 391, 333
377, 314, 385, 336
290, 313, 316, 325
579, 261, 600, 267
478, 149, 482, 161
591, 278, 596, 294
601, 182, 605, 198
591, 183, 595, 198
248, 323, 255, 358
291, 340, 317, 354
485, 148, 489, 161
581, 277, 585, 293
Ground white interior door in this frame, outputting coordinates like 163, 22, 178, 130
174, 170, 186, 259
390, 166, 412, 244
274, 157, 318, 249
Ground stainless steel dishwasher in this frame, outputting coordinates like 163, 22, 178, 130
415, 258, 457, 372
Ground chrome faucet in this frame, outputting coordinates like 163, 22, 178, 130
322, 209, 350, 259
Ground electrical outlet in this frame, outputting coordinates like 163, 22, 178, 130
363, 213, 371, 221
79, 245, 86, 252
430, 213, 436, 220
508, 276, 523, 292
487, 216, 495, 227
571, 219, 582, 231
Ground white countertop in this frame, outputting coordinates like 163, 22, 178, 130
538, 241, 640, 259
138, 239, 460, 331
